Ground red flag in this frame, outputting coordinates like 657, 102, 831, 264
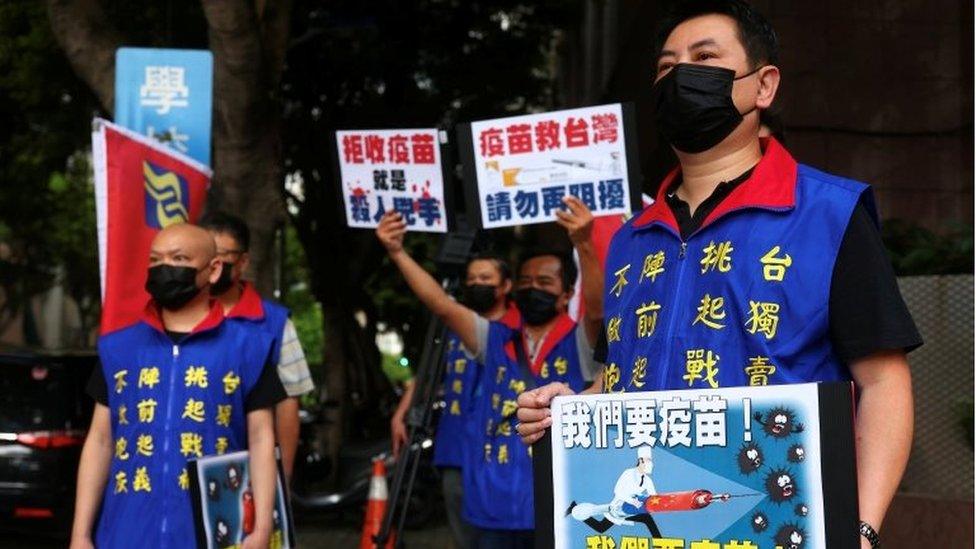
92, 119, 210, 334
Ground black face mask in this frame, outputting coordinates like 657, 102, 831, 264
463, 284, 498, 314
210, 262, 235, 296
514, 287, 560, 326
652, 63, 760, 153
145, 264, 203, 310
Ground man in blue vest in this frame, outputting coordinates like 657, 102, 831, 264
71, 223, 285, 549
517, 3, 920, 548
375, 194, 605, 549
202, 212, 316, 483
388, 252, 519, 549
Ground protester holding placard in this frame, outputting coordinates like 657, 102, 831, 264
375, 194, 604, 549
388, 252, 519, 549
71, 224, 284, 549
516, 2, 919, 548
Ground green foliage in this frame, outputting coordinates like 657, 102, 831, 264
282, 1, 582, 359
0, 2, 102, 338
882, 219, 974, 277
282, 224, 324, 366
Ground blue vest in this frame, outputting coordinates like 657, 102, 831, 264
603, 139, 871, 393
94, 307, 273, 549
259, 299, 289, 366
225, 282, 290, 367
462, 316, 587, 530
432, 332, 478, 468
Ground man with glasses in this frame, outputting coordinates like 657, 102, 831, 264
202, 212, 315, 483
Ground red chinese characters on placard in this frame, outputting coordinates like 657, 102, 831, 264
535, 120, 561, 151
411, 134, 436, 164
476, 111, 621, 157
341, 132, 438, 165
591, 113, 619, 144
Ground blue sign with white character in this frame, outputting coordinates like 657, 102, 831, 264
115, 47, 213, 166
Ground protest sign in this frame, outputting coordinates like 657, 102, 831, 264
115, 48, 213, 166
334, 128, 450, 233
536, 382, 859, 549
188, 449, 294, 549
458, 103, 642, 229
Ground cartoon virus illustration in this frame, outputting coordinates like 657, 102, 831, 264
764, 467, 798, 503
774, 523, 807, 549
754, 407, 804, 439
737, 442, 765, 474
226, 465, 242, 491
795, 503, 809, 517
214, 517, 232, 548
207, 478, 220, 501
787, 443, 806, 463
751, 511, 770, 533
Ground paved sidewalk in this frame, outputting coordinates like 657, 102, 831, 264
295, 513, 453, 548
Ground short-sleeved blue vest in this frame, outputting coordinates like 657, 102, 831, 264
462, 315, 588, 530
225, 282, 289, 367
95, 302, 274, 549
432, 331, 478, 468
602, 138, 873, 393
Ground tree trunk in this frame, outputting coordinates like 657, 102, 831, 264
46, 0, 122, 114
201, 0, 291, 295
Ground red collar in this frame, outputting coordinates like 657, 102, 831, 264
225, 281, 266, 320
632, 137, 797, 233
505, 313, 577, 376
142, 299, 226, 335
499, 303, 521, 329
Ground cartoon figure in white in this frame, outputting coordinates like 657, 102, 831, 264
567, 446, 662, 536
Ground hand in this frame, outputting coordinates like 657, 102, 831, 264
515, 382, 575, 444
69, 536, 95, 549
376, 211, 407, 254
391, 415, 408, 457
241, 527, 271, 549
554, 195, 594, 246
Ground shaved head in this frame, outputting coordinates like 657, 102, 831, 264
151, 223, 216, 266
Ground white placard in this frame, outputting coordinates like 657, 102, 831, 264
336, 128, 448, 233
468, 104, 632, 229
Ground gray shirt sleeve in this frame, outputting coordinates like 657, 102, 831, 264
471, 312, 491, 364
576, 324, 600, 382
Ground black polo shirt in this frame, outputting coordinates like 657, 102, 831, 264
594, 169, 922, 366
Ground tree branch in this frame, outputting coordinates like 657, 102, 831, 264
46, 0, 124, 115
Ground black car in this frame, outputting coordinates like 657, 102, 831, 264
0, 348, 95, 535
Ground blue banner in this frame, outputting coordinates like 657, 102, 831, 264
115, 47, 213, 166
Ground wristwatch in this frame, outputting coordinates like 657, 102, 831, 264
859, 520, 881, 548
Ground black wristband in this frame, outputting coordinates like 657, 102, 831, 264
859, 520, 881, 548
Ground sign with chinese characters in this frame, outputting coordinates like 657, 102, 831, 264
115, 48, 213, 166
335, 128, 449, 233
535, 383, 859, 549
459, 104, 641, 229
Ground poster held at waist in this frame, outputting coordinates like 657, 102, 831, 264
535, 382, 859, 549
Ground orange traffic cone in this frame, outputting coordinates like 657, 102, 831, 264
360, 458, 395, 549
